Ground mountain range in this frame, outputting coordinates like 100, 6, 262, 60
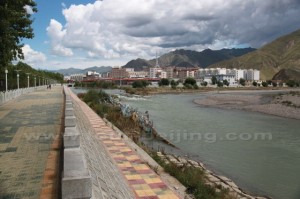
54, 29, 300, 81
53, 66, 112, 76
123, 48, 256, 71
208, 29, 300, 80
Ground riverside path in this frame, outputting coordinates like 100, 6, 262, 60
0, 86, 64, 199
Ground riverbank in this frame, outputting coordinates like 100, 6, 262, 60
124, 86, 295, 96
194, 90, 300, 120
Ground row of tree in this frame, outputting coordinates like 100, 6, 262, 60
0, 62, 63, 91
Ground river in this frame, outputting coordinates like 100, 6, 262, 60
71, 88, 300, 199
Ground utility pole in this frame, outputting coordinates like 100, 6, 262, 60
15, 70, 21, 89
5, 69, 8, 92
26, 73, 31, 88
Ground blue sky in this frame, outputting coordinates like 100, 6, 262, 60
22, 0, 300, 70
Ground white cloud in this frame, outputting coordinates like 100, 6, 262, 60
46, 19, 73, 56
21, 45, 47, 68
23, 5, 34, 14
46, 0, 300, 65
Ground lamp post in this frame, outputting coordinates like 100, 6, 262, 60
5, 69, 8, 92
15, 70, 21, 89
26, 73, 30, 88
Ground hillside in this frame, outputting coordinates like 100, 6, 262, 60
273, 69, 300, 81
54, 66, 112, 76
209, 29, 300, 80
123, 48, 255, 71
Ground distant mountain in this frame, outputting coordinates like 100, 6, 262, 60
123, 48, 256, 71
54, 66, 112, 76
209, 29, 300, 80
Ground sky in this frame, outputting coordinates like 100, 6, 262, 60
22, 0, 300, 70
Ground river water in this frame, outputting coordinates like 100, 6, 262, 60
71, 88, 300, 199
120, 92, 300, 199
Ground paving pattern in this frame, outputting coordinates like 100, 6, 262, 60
69, 88, 181, 199
0, 87, 63, 199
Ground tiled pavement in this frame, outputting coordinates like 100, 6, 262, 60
0, 87, 63, 199
68, 88, 181, 199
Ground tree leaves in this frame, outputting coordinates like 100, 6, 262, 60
0, 0, 37, 68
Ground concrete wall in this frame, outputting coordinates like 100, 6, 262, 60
62, 87, 92, 199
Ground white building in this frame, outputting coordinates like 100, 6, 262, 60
215, 74, 236, 85
235, 69, 245, 81
70, 74, 85, 82
149, 67, 161, 78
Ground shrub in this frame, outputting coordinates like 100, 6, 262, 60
286, 80, 296, 87
201, 81, 208, 87
158, 78, 170, 86
239, 78, 246, 86
184, 77, 196, 86
252, 81, 257, 87
262, 82, 268, 87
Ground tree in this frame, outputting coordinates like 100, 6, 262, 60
252, 81, 258, 87
272, 82, 277, 87
170, 79, 178, 86
211, 76, 217, 85
158, 78, 170, 86
262, 82, 268, 87
0, 0, 37, 68
217, 81, 223, 87
184, 77, 196, 86
132, 80, 149, 88
201, 81, 208, 87
286, 80, 296, 87
223, 79, 229, 86
239, 78, 246, 86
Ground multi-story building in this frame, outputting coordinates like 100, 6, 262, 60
128, 71, 149, 78
149, 67, 161, 78
110, 67, 130, 78
70, 74, 85, 82
85, 71, 100, 80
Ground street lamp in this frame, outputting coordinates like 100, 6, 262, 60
26, 73, 30, 88
15, 70, 21, 89
5, 69, 8, 92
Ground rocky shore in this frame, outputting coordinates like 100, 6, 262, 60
194, 90, 300, 120
157, 152, 270, 199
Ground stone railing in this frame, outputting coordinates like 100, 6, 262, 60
0, 87, 46, 104
62, 87, 92, 199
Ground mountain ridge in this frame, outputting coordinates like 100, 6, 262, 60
123, 48, 256, 71
208, 29, 300, 80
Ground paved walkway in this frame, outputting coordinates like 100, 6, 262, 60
68, 88, 181, 199
0, 86, 63, 199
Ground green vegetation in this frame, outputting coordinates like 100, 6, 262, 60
150, 152, 235, 199
262, 82, 268, 87
75, 81, 116, 89
286, 80, 297, 87
252, 81, 258, 87
201, 81, 208, 87
239, 78, 246, 86
132, 80, 150, 88
0, 0, 37, 69
223, 79, 229, 86
211, 76, 217, 85
158, 78, 170, 86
